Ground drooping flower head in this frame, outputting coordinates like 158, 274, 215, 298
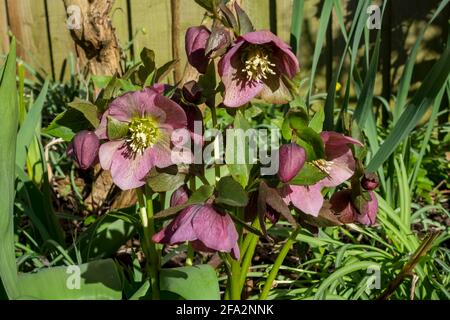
152, 204, 240, 260
185, 26, 211, 74
218, 30, 299, 108
282, 132, 363, 217
96, 87, 187, 190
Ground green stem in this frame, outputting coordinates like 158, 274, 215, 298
238, 233, 258, 292
137, 188, 160, 300
229, 207, 245, 300
259, 227, 301, 300
209, 104, 220, 181
186, 243, 194, 266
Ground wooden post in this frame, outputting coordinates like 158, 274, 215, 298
63, 0, 123, 76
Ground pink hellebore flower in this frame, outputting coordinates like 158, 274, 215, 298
185, 26, 211, 74
218, 30, 299, 108
96, 87, 187, 190
68, 130, 100, 170
282, 132, 363, 217
328, 189, 378, 226
152, 204, 240, 260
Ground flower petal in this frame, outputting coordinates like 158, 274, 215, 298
152, 94, 187, 130
192, 205, 238, 253
109, 145, 155, 190
284, 184, 324, 217
152, 206, 197, 244
320, 149, 356, 187
278, 143, 306, 183
355, 191, 378, 226
99, 140, 124, 171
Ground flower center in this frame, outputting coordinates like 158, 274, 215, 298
127, 117, 159, 155
312, 159, 334, 175
241, 45, 276, 82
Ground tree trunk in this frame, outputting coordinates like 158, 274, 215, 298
63, 0, 123, 76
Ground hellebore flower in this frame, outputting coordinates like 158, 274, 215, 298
185, 26, 211, 74
96, 87, 187, 190
205, 27, 231, 58
282, 132, 363, 217
278, 143, 306, 183
361, 172, 379, 191
327, 189, 378, 226
152, 204, 240, 259
68, 130, 100, 170
218, 30, 299, 108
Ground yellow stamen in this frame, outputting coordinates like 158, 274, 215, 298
241, 45, 276, 82
127, 117, 159, 155
312, 159, 334, 175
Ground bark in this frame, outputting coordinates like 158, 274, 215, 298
63, 0, 123, 76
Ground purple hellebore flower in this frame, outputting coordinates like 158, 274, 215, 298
327, 189, 378, 226
361, 172, 379, 191
96, 87, 187, 191
278, 143, 306, 183
282, 131, 363, 217
185, 26, 211, 74
152, 204, 240, 259
68, 130, 100, 170
218, 30, 299, 108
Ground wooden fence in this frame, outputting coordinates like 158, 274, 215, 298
0, 0, 448, 91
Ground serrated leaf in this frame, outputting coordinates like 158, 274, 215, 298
107, 116, 129, 140
216, 176, 249, 207
234, 2, 254, 35
147, 166, 186, 193
68, 98, 99, 127
309, 107, 325, 133
290, 162, 327, 186
155, 59, 178, 83
43, 109, 92, 141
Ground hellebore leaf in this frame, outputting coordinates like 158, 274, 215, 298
155, 59, 178, 83
234, 2, 254, 35
309, 107, 325, 133
216, 176, 249, 207
147, 166, 186, 193
219, 3, 238, 30
160, 265, 220, 300
43, 109, 92, 141
295, 127, 325, 160
290, 162, 327, 186
107, 116, 129, 140
68, 98, 99, 128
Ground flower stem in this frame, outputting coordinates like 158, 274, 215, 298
259, 227, 301, 300
137, 188, 160, 300
209, 104, 221, 182
229, 207, 245, 300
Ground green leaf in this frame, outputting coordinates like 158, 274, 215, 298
188, 185, 215, 203
68, 98, 99, 127
295, 127, 325, 160
107, 116, 129, 140
290, 162, 327, 186
92, 75, 112, 89
147, 166, 186, 193
0, 39, 20, 299
16, 79, 49, 169
367, 45, 450, 172
155, 59, 178, 83
288, 109, 309, 131
160, 265, 220, 300
234, 2, 254, 35
309, 106, 325, 133
77, 211, 137, 261
43, 108, 92, 141
216, 176, 249, 207
226, 111, 253, 188
17, 259, 123, 300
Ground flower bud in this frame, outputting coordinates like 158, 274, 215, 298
185, 26, 211, 74
70, 130, 99, 170
361, 172, 379, 191
182, 80, 203, 104
170, 185, 190, 207
278, 143, 306, 183
205, 27, 231, 59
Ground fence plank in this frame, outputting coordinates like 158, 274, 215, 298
46, 0, 75, 81
0, 0, 9, 54
29, 0, 52, 77
111, 0, 130, 59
